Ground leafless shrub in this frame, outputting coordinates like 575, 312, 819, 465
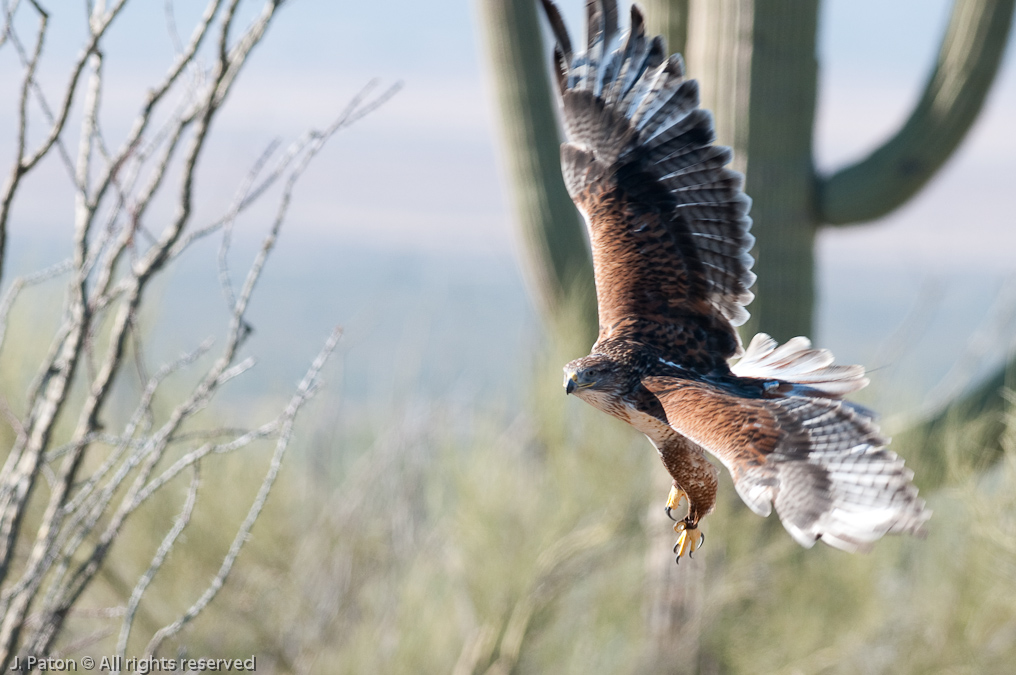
0, 0, 397, 669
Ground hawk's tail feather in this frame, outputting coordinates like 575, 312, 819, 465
732, 333, 869, 398
733, 395, 930, 553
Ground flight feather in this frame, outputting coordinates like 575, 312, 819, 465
545, 0, 930, 561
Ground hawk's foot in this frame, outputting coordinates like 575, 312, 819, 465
673, 520, 704, 563
664, 485, 688, 522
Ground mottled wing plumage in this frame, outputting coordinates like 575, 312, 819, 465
641, 376, 929, 552
546, 0, 930, 558
573, 184, 750, 370
543, 0, 755, 368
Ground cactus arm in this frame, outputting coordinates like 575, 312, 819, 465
819, 0, 1015, 226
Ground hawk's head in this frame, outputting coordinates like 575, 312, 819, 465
563, 353, 627, 399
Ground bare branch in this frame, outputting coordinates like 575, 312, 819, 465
0, 0, 141, 608
3, 0, 81, 190
5, 7, 282, 642
74, 50, 104, 250
133, 417, 277, 509
0, 339, 211, 629
19, 0, 130, 174
0, 0, 398, 661
0, 0, 23, 51
163, 0, 183, 54
63, 340, 214, 517
173, 79, 401, 266
144, 327, 343, 660
217, 138, 282, 309
0, 0, 47, 286
115, 464, 201, 666
0, 259, 74, 355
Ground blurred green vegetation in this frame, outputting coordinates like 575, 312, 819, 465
34, 330, 1013, 674
7, 262, 1011, 673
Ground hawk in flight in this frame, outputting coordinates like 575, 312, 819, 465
541, 0, 930, 562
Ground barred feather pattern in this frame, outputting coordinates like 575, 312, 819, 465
740, 395, 929, 552
541, 0, 756, 362
642, 375, 931, 554
549, 1, 930, 558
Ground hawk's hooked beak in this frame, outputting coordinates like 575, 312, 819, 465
565, 372, 578, 395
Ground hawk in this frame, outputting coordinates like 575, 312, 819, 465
541, 0, 930, 562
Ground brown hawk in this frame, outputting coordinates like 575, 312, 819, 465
541, 0, 930, 562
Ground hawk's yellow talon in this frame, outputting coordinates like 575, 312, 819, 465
664, 485, 688, 522
672, 521, 703, 562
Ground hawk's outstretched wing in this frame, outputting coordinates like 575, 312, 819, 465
542, 0, 755, 371
548, 1, 930, 557
642, 335, 930, 553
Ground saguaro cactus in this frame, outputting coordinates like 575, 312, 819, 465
479, 0, 596, 340
481, 0, 1015, 343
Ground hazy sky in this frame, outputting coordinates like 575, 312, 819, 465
3, 0, 1012, 261
276, 0, 1015, 268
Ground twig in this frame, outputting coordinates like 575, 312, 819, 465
143, 327, 342, 660
217, 138, 281, 310
115, 463, 201, 668
163, 0, 183, 54
0, 259, 74, 355
0, 0, 400, 662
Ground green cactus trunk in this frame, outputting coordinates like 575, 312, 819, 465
478, 0, 597, 343
682, 0, 820, 342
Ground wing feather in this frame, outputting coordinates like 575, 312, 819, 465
640, 376, 930, 552
541, 1, 755, 364
630, 55, 688, 133
732, 333, 870, 398
546, 2, 930, 557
